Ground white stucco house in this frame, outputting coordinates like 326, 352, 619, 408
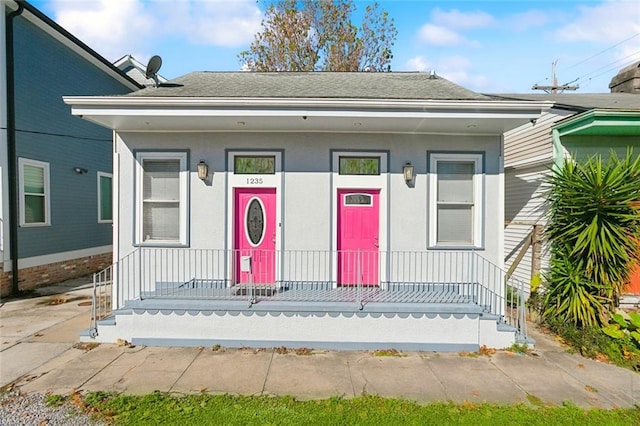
64, 72, 549, 351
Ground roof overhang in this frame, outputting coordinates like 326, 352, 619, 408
554, 109, 640, 137
63, 96, 552, 135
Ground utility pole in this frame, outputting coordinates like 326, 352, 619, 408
532, 60, 579, 93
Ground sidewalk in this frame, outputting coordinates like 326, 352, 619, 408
1, 278, 639, 408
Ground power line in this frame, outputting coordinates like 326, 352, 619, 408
582, 55, 640, 85
563, 32, 640, 72
571, 51, 640, 85
532, 32, 640, 87
0, 126, 111, 142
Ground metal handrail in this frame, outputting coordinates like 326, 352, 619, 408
90, 248, 529, 341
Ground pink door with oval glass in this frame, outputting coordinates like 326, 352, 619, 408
337, 189, 380, 286
235, 188, 276, 285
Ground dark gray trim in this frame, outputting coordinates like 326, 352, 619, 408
6, 1, 25, 295
131, 337, 479, 352
329, 149, 390, 174
329, 149, 391, 257
224, 148, 285, 171
426, 150, 487, 251
131, 149, 191, 248
223, 147, 285, 254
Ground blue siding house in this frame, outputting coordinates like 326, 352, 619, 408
1, 1, 142, 296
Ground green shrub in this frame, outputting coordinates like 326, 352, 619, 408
546, 317, 640, 372
543, 150, 640, 326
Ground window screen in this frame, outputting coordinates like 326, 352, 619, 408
436, 160, 475, 244
142, 159, 180, 241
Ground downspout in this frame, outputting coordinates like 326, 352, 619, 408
6, 1, 24, 295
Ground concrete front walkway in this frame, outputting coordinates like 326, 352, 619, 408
1, 278, 639, 408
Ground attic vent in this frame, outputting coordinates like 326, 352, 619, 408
429, 70, 437, 79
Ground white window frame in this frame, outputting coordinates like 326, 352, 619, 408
18, 158, 51, 227
135, 151, 189, 246
97, 172, 113, 224
428, 153, 484, 248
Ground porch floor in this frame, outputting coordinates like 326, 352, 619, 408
131, 280, 484, 313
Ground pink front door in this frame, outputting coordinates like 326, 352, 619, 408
337, 189, 380, 286
234, 188, 276, 285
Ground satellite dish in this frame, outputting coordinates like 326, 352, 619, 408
145, 55, 162, 87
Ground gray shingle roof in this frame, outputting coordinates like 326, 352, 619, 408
125, 72, 491, 100
488, 93, 640, 111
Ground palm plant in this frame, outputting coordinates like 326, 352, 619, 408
544, 149, 640, 326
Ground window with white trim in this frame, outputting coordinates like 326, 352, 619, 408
135, 152, 188, 245
429, 153, 483, 247
98, 172, 113, 223
19, 158, 50, 226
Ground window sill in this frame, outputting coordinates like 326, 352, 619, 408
428, 245, 484, 251
20, 223, 51, 228
134, 242, 190, 248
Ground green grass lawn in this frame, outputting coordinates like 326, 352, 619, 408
64, 392, 640, 425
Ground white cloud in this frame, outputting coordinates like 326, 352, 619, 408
505, 10, 551, 32
48, 0, 262, 62
431, 8, 494, 29
555, 1, 640, 43
51, 0, 154, 61
436, 55, 490, 91
417, 24, 468, 46
400, 54, 491, 91
405, 56, 432, 72
157, 0, 262, 46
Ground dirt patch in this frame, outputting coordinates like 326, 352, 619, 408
36, 295, 91, 306
72, 342, 100, 352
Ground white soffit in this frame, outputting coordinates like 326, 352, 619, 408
64, 97, 552, 134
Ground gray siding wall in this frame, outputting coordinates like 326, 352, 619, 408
504, 164, 550, 287
504, 109, 573, 167
116, 132, 504, 267
13, 16, 131, 258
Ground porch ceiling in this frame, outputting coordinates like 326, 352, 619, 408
64, 97, 551, 135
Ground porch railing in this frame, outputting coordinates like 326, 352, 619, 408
90, 248, 529, 342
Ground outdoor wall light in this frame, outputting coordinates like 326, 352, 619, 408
197, 160, 209, 180
73, 167, 88, 174
403, 162, 414, 184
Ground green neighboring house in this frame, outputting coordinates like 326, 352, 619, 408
495, 93, 640, 304
552, 109, 640, 165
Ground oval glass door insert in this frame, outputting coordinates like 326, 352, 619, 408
246, 198, 265, 246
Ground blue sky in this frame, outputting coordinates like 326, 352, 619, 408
31, 0, 640, 93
